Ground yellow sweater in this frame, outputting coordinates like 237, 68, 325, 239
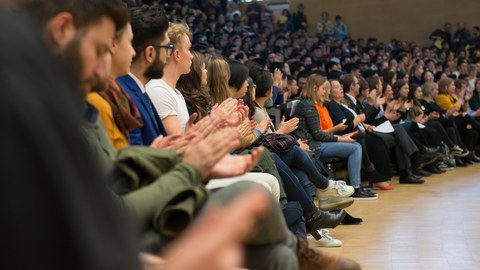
87, 92, 129, 150
435, 93, 461, 113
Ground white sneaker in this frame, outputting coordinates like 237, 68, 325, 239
451, 145, 469, 157
308, 229, 342, 247
316, 180, 354, 199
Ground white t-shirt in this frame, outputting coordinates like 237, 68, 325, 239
146, 78, 190, 132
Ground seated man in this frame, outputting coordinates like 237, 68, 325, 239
19, 1, 361, 270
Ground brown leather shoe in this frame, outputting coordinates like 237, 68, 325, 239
297, 237, 361, 270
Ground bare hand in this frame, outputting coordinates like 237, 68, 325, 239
208, 147, 264, 179
356, 113, 366, 123
150, 134, 183, 149
297, 139, 310, 151
337, 134, 355, 143
404, 100, 414, 109
272, 68, 283, 87
276, 116, 299, 134
187, 115, 224, 138
237, 120, 256, 138
375, 95, 386, 107
465, 91, 473, 102
385, 110, 400, 121
364, 124, 375, 132
255, 118, 272, 134
429, 111, 440, 120
334, 123, 348, 132
183, 113, 198, 134
210, 98, 245, 127
391, 100, 403, 111
183, 128, 240, 179
415, 113, 428, 124
367, 89, 377, 105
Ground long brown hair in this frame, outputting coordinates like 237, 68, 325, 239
438, 77, 453, 94
300, 74, 327, 102
177, 51, 210, 120
206, 56, 231, 104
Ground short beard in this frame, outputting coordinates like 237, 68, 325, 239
143, 55, 164, 80
61, 33, 108, 94
61, 35, 83, 88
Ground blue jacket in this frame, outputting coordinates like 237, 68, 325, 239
116, 74, 167, 146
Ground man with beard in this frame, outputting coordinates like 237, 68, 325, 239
145, 22, 193, 135
15, 1, 362, 269
116, 7, 169, 145
10, 1, 288, 270
1, 0, 140, 269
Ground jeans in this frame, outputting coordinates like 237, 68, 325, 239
271, 153, 315, 216
292, 169, 316, 197
318, 142, 362, 188
276, 145, 330, 189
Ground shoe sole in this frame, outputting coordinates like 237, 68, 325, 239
452, 151, 470, 157
399, 181, 425, 184
352, 196, 378, 200
416, 155, 442, 169
318, 198, 354, 211
316, 189, 355, 199
307, 236, 342, 247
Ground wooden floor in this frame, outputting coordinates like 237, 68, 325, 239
317, 164, 480, 270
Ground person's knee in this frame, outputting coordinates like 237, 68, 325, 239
244, 244, 299, 270
207, 181, 274, 207
353, 142, 362, 154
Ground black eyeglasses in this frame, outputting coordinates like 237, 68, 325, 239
152, 44, 175, 56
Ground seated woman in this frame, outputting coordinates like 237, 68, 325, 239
423, 78, 480, 163
407, 83, 468, 159
177, 51, 211, 121
467, 78, 480, 119
405, 83, 464, 173
87, 22, 142, 150
468, 79, 480, 118
436, 77, 480, 160
420, 82, 469, 161
206, 57, 354, 239
244, 64, 355, 197
391, 79, 444, 175
292, 74, 376, 199
322, 76, 393, 190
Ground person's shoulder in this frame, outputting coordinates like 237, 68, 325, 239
299, 99, 315, 109
324, 101, 337, 108
86, 92, 108, 107
146, 79, 168, 90
116, 74, 138, 91
146, 79, 172, 97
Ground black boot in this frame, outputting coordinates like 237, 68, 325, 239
306, 208, 346, 240
341, 211, 363, 225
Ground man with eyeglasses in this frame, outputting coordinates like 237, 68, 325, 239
116, 7, 173, 145
145, 22, 194, 135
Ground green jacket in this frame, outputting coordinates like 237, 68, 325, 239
81, 104, 206, 243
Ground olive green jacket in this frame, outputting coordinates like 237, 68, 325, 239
81, 105, 206, 244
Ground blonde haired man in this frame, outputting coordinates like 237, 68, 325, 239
146, 23, 193, 135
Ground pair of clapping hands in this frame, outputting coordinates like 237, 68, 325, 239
149, 98, 264, 181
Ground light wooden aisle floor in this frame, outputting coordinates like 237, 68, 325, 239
316, 163, 480, 270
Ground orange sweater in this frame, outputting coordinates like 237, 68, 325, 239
315, 103, 333, 131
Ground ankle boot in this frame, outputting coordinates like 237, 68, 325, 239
306, 208, 346, 240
